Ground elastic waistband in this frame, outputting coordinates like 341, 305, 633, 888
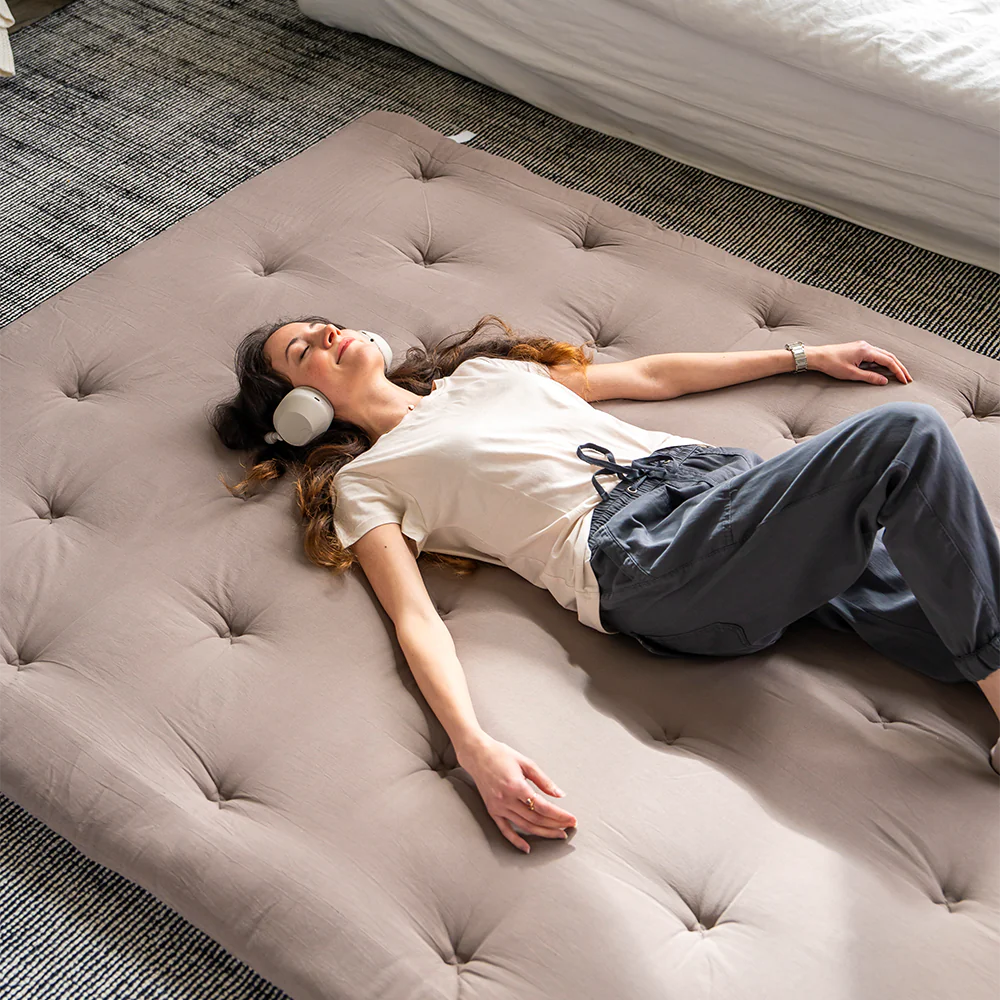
579, 442, 708, 533
588, 472, 668, 533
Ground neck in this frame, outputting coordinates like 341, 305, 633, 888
357, 384, 428, 444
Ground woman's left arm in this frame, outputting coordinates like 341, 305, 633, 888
642, 340, 912, 398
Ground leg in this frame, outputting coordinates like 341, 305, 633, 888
803, 526, 963, 684
977, 671, 1000, 774
805, 530, 1000, 772
803, 524, 1000, 772
977, 670, 1000, 720
593, 402, 1000, 684
796, 450, 1000, 774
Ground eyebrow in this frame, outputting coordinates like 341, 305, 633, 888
284, 337, 303, 364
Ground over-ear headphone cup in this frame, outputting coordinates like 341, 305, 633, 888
272, 386, 334, 447
359, 330, 393, 372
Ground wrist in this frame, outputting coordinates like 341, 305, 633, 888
783, 343, 820, 373
455, 728, 493, 763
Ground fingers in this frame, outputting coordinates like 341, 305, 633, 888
873, 348, 912, 383
510, 801, 576, 832
515, 791, 577, 828
487, 753, 580, 852
505, 812, 571, 840
493, 798, 579, 854
516, 763, 578, 826
519, 759, 564, 798
496, 815, 532, 854
495, 811, 572, 856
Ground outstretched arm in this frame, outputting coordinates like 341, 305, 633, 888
639, 341, 912, 398
350, 523, 578, 850
551, 343, 911, 401
641, 346, 803, 397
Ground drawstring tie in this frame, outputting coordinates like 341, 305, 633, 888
576, 442, 671, 502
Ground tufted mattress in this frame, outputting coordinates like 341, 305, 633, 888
2, 111, 998, 1000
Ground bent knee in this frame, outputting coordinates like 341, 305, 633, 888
871, 400, 943, 424
865, 401, 946, 439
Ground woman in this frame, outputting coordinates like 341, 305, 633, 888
210, 314, 1000, 854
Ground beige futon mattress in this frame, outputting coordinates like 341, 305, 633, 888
2, 111, 998, 1000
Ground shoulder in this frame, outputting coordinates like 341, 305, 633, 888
333, 462, 378, 490
452, 356, 551, 379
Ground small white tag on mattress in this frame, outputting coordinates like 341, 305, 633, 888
448, 130, 477, 144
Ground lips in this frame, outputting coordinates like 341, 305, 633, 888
337, 338, 353, 363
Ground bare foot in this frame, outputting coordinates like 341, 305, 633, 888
975, 671, 1000, 774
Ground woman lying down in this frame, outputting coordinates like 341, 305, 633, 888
210, 314, 1000, 854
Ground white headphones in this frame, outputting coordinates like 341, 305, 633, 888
264, 330, 394, 447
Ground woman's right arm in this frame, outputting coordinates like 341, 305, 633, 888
397, 614, 578, 852
348, 523, 491, 755
351, 523, 577, 850
396, 614, 491, 757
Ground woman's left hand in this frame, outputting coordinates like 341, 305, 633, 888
812, 341, 912, 385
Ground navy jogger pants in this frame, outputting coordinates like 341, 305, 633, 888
583, 401, 1000, 684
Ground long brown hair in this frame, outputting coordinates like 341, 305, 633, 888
208, 314, 594, 576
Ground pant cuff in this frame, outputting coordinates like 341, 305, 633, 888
954, 630, 1000, 683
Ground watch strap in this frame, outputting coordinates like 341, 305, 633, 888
784, 341, 808, 373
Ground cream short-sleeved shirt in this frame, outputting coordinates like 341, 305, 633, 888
333, 356, 708, 633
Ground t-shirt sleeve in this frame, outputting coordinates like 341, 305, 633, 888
333, 470, 426, 551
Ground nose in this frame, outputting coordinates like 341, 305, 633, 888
328, 326, 344, 359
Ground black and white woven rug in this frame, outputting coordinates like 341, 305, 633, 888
2, 2, 998, 998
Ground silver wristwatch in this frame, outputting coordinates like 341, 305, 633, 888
784, 341, 808, 373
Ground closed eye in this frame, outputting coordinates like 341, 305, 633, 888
300, 346, 308, 362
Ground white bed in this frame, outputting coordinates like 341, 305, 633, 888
297, 0, 1000, 273
0, 1, 15, 78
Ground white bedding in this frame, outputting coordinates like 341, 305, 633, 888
298, 0, 1000, 271
639, 0, 998, 129
0, 1, 15, 78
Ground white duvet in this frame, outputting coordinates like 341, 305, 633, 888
643, 0, 998, 129
0, 1, 14, 79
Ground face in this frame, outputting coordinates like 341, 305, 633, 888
264, 321, 373, 400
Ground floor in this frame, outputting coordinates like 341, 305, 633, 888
9, 0, 76, 31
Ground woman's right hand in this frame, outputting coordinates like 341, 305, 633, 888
457, 734, 578, 853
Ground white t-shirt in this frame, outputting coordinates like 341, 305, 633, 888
332, 356, 709, 634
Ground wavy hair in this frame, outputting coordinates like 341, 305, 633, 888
208, 314, 594, 577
